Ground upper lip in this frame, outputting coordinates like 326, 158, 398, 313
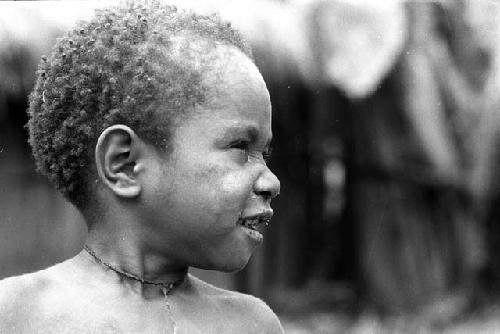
239, 210, 273, 223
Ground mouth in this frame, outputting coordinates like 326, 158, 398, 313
237, 211, 273, 243
238, 216, 270, 230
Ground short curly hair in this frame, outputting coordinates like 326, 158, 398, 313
27, 1, 252, 209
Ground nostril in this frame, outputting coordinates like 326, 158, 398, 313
255, 189, 273, 200
254, 178, 280, 199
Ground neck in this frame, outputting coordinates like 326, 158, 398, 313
83, 220, 188, 298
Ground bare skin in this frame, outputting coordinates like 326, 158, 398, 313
0, 46, 283, 333
0, 253, 282, 333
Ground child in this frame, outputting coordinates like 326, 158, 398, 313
0, 1, 282, 333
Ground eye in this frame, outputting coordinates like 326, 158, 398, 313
229, 139, 250, 163
230, 140, 250, 151
228, 140, 271, 164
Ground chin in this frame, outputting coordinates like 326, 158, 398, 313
219, 260, 250, 273
200, 253, 253, 273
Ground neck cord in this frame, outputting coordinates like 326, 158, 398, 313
84, 245, 185, 333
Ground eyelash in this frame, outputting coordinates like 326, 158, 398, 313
231, 140, 249, 151
263, 147, 272, 162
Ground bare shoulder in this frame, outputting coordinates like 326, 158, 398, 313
226, 291, 284, 334
189, 275, 284, 334
0, 269, 51, 331
0, 262, 73, 332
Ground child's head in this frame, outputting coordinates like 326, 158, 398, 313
27, 1, 251, 209
28, 1, 280, 271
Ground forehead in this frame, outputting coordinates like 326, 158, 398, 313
199, 46, 271, 122
167, 46, 272, 148
147, 43, 272, 152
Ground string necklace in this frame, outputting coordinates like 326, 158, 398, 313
84, 245, 185, 333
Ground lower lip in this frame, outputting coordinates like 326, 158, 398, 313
241, 226, 263, 244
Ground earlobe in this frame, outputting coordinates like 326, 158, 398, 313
95, 125, 143, 199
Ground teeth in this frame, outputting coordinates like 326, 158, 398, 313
246, 219, 257, 229
239, 217, 270, 229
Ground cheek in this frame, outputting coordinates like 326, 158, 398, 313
220, 172, 250, 195
172, 155, 259, 215
217, 172, 252, 209
194, 164, 257, 213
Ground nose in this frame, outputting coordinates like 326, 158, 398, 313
254, 167, 280, 200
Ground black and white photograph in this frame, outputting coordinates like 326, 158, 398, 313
1, 0, 500, 332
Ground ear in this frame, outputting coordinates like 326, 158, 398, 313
95, 124, 145, 199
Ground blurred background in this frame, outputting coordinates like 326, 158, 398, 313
3, 0, 500, 332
